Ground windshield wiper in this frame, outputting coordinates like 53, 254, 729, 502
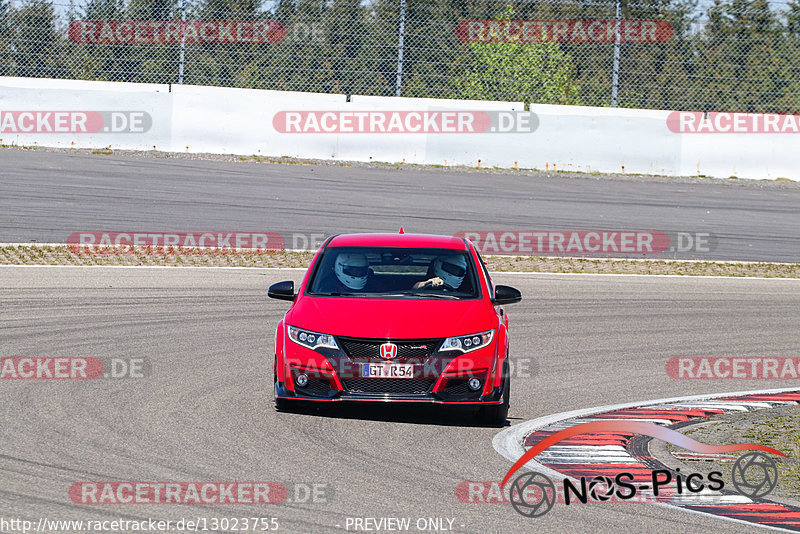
312, 291, 359, 296
396, 292, 460, 300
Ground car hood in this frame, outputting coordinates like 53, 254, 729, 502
287, 296, 494, 339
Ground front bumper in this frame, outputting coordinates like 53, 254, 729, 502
278, 334, 504, 405
274, 380, 505, 405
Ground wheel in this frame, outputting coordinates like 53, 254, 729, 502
477, 363, 510, 426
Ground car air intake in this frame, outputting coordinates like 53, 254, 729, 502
343, 378, 434, 395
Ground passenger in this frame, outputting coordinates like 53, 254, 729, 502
324, 252, 373, 293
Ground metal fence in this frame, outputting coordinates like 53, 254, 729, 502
1, 0, 799, 112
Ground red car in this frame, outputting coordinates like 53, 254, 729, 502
268, 232, 521, 424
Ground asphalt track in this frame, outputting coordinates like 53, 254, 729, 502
1, 149, 800, 262
2, 266, 799, 533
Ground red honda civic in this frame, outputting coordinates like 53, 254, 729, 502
268, 232, 522, 424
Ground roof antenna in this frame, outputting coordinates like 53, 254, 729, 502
399, 227, 404, 234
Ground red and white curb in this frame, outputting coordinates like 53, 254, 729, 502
493, 387, 800, 532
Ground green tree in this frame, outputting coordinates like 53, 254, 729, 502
400, 0, 465, 98
125, 0, 179, 83
68, 0, 130, 81
450, 8, 581, 104
235, 0, 380, 94
0, 0, 12, 76
12, 0, 66, 78
185, 0, 263, 86
783, 0, 800, 111
697, 0, 791, 111
609, 0, 701, 109
788, 0, 800, 35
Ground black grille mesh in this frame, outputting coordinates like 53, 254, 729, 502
295, 377, 330, 396
443, 379, 471, 396
339, 338, 441, 361
343, 378, 434, 395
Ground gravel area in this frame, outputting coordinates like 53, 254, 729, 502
674, 404, 800, 502
1, 244, 799, 277
4, 144, 799, 189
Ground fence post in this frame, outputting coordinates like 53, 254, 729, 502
178, 0, 186, 84
395, 0, 406, 97
611, 0, 621, 107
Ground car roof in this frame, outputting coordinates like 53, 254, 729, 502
327, 233, 468, 250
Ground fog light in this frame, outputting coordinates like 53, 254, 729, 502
468, 378, 482, 391
296, 374, 309, 387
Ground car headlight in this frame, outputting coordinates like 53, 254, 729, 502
287, 325, 339, 351
440, 330, 494, 353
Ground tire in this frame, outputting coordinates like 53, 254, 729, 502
477, 363, 510, 426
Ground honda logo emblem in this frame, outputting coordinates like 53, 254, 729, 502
380, 342, 398, 360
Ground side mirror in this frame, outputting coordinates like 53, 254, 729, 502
268, 280, 296, 301
492, 285, 522, 305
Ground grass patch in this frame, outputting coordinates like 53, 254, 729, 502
238, 155, 318, 165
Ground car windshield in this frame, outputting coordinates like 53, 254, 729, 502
307, 246, 479, 299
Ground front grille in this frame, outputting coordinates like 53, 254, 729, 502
343, 378, 435, 395
295, 377, 331, 397
339, 337, 442, 361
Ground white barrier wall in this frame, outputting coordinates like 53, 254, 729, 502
343, 95, 525, 166
0, 77, 171, 150
0, 76, 796, 181
677, 125, 799, 180
169, 84, 347, 158
525, 104, 680, 176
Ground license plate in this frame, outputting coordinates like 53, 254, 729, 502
361, 363, 414, 378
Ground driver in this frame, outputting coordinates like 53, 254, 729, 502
333, 252, 371, 291
413, 255, 467, 290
